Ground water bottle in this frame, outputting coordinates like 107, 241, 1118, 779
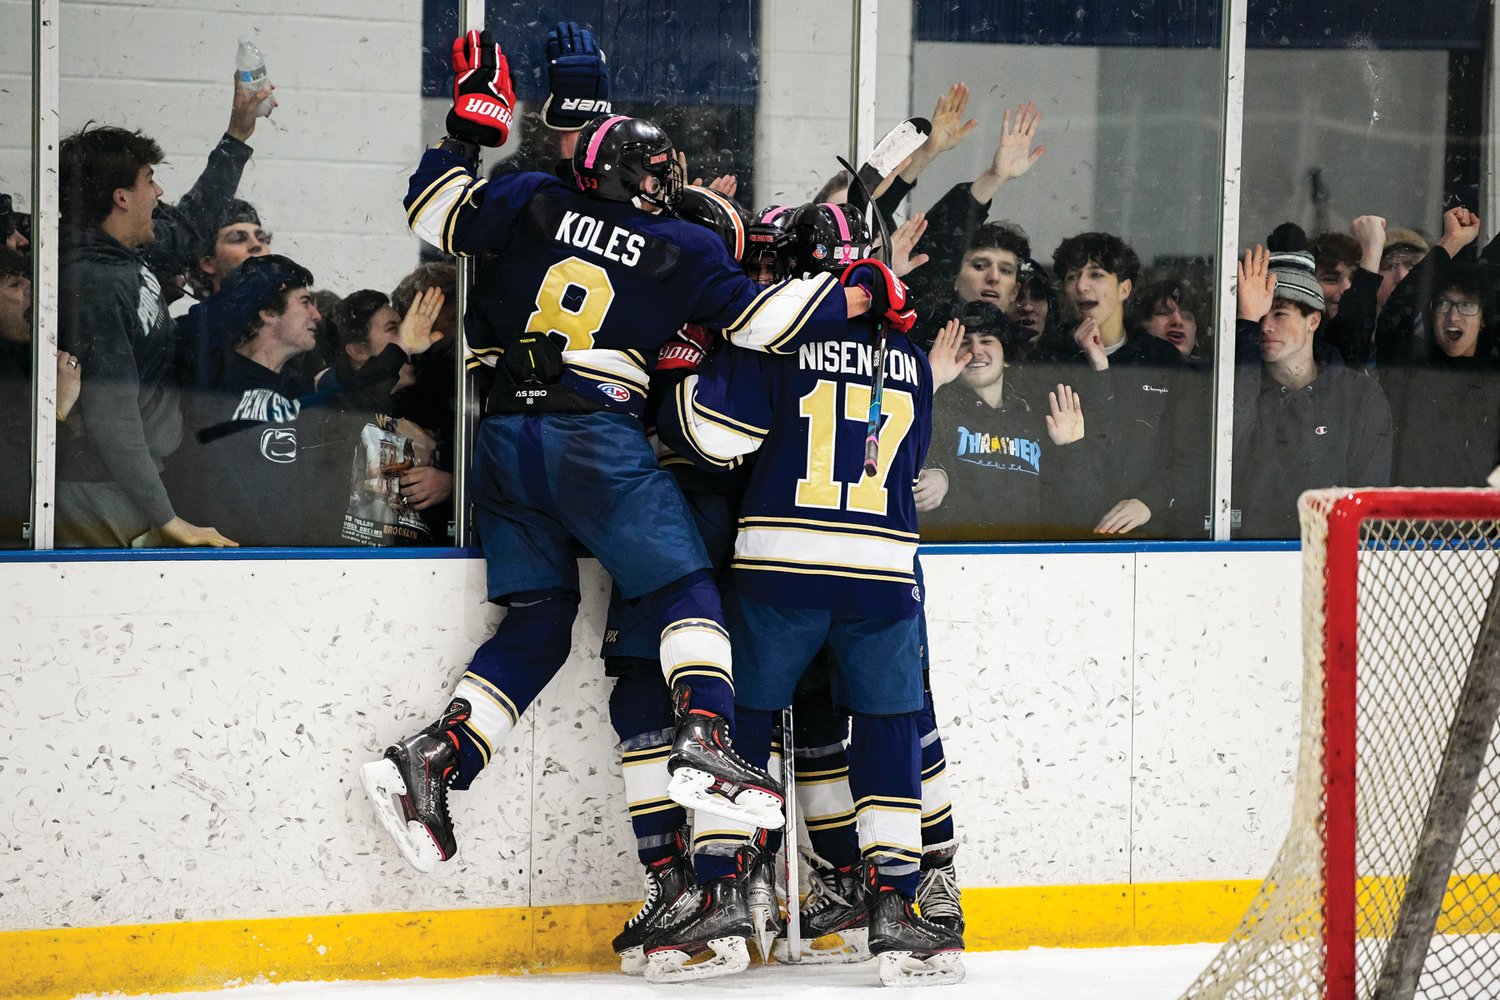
235, 38, 275, 118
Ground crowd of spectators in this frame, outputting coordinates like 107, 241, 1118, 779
0, 75, 458, 549
4, 68, 1500, 549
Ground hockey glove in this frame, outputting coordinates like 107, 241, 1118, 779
655, 325, 715, 377
448, 29, 515, 148
542, 21, 611, 131
841, 258, 917, 332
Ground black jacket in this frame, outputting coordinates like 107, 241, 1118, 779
0, 339, 30, 544
1232, 362, 1392, 539
1036, 327, 1196, 536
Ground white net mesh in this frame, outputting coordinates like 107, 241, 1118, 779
1181, 488, 1500, 1000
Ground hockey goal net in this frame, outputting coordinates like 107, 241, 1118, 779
1183, 488, 1500, 1000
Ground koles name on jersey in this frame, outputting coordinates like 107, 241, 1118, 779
554, 210, 646, 267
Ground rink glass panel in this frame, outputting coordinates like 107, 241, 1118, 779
895, 3, 1227, 543
0, 0, 32, 549
1232, 0, 1495, 539
49, 0, 853, 549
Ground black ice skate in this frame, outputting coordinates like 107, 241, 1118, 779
868, 886, 966, 987
359, 699, 469, 873
643, 876, 753, 983
771, 856, 872, 964
613, 846, 695, 975
665, 709, 785, 830
739, 841, 785, 962
916, 845, 965, 937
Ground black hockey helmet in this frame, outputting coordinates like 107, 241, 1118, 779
787, 201, 870, 277
572, 115, 682, 207
671, 186, 749, 262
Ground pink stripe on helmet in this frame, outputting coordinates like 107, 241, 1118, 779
583, 115, 632, 170
759, 205, 792, 224
821, 202, 852, 245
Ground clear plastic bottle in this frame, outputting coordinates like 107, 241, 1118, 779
235, 38, 275, 118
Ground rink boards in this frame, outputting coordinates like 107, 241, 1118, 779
0, 546, 1304, 998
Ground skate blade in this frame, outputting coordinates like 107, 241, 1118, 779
644, 935, 750, 983
359, 758, 444, 874
617, 945, 647, 976
666, 768, 785, 830
771, 927, 870, 965
748, 907, 781, 964
876, 949, 966, 987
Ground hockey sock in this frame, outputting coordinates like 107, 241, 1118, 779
636, 570, 735, 720
792, 691, 859, 868
690, 705, 776, 884
449, 590, 578, 790
918, 681, 957, 853
848, 710, 922, 897
608, 669, 686, 866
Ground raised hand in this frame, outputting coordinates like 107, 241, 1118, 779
889, 211, 930, 278
992, 101, 1046, 183
1237, 244, 1277, 321
925, 82, 978, 156
1438, 206, 1481, 256
398, 287, 447, 356
927, 318, 972, 389
227, 73, 276, 142
1350, 215, 1386, 272
1045, 383, 1084, 444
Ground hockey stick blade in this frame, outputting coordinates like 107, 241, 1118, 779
853, 116, 932, 202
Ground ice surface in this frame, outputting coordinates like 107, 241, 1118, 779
110, 944, 1222, 1000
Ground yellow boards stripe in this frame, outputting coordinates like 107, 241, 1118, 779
0, 879, 1342, 998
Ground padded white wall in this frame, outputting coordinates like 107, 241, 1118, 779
56, 0, 427, 297
0, 548, 1302, 931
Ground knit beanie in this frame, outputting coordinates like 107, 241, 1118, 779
1268, 250, 1325, 312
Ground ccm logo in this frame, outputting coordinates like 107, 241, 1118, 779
463, 96, 513, 122
561, 98, 612, 113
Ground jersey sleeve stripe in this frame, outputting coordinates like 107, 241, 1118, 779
723, 273, 838, 353
406, 166, 468, 227
407, 171, 473, 249
442, 178, 489, 254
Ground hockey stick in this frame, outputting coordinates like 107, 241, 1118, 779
836, 154, 893, 479
846, 116, 931, 216
781, 706, 802, 963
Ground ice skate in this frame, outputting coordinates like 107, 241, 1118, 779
771, 855, 871, 964
915, 846, 965, 936
643, 876, 753, 983
666, 709, 785, 830
739, 842, 785, 962
613, 849, 695, 975
359, 699, 468, 873
868, 886, 965, 987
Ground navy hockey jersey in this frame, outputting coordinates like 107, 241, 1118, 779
659, 324, 933, 619
405, 149, 846, 415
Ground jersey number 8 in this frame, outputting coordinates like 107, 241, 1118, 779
524, 257, 617, 352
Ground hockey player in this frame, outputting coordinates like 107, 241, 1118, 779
602, 185, 758, 974
361, 30, 873, 875
651, 201, 965, 986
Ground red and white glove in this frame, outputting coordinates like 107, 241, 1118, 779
841, 258, 917, 332
656, 324, 714, 376
447, 29, 515, 148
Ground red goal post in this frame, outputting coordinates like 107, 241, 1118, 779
1183, 488, 1500, 1000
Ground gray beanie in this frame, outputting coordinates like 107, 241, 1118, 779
1268, 250, 1325, 312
